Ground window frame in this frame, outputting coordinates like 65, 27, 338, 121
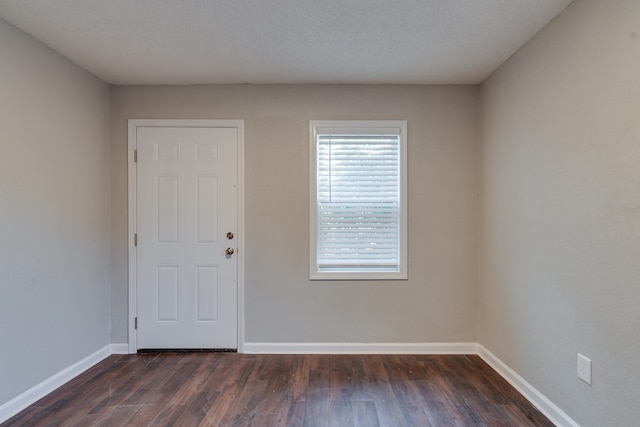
309, 120, 408, 281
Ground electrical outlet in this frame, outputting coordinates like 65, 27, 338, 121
577, 353, 592, 385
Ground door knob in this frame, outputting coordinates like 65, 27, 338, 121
225, 247, 235, 256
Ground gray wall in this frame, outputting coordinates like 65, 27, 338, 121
110, 85, 480, 344
0, 19, 111, 404
478, 0, 640, 425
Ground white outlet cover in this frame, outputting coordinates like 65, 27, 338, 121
578, 353, 592, 385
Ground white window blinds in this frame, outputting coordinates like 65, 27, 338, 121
310, 121, 407, 279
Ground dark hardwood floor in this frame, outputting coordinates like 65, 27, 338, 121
2, 353, 553, 426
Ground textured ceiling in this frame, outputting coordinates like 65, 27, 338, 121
0, 0, 572, 85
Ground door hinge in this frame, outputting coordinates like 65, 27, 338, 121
134, 149, 137, 163
134, 233, 137, 246
135, 317, 138, 329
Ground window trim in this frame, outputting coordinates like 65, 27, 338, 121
309, 120, 408, 281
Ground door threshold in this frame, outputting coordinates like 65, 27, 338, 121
136, 348, 238, 353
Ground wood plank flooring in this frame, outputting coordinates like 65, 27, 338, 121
2, 353, 554, 426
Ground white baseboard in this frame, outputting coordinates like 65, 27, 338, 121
477, 345, 579, 427
243, 342, 479, 354
0, 344, 113, 424
110, 343, 130, 354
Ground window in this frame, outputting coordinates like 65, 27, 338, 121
310, 120, 407, 280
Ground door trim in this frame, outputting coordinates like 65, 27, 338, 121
127, 119, 245, 354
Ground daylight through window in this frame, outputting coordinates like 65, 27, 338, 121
310, 121, 407, 280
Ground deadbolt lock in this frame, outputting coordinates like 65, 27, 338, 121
226, 232, 234, 240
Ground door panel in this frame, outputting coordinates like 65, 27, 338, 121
136, 126, 238, 349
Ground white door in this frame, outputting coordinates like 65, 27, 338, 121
135, 125, 238, 349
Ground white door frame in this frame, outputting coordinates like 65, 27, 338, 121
127, 119, 245, 354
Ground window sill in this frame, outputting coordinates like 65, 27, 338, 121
310, 272, 408, 281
